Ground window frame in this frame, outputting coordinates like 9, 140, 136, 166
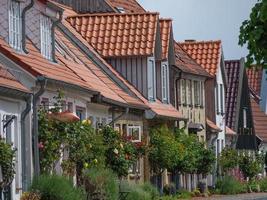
220, 84, 224, 115
40, 14, 52, 60
147, 58, 156, 102
194, 81, 200, 106
127, 125, 142, 143
181, 79, 187, 105
215, 84, 220, 114
8, 0, 22, 51
161, 63, 169, 103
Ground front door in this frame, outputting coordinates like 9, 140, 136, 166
1, 114, 21, 200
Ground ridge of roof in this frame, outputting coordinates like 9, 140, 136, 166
66, 11, 159, 18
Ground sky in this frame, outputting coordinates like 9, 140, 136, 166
138, 0, 257, 60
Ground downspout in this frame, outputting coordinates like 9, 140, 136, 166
21, 95, 32, 191
21, 0, 34, 53
109, 107, 129, 127
33, 76, 47, 176
51, 10, 63, 62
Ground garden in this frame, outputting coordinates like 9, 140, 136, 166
1, 93, 267, 200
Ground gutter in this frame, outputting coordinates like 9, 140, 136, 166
22, 0, 34, 53
21, 94, 32, 191
32, 76, 47, 176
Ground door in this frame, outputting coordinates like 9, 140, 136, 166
1, 114, 21, 200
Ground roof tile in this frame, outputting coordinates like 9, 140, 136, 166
179, 40, 222, 76
159, 19, 172, 60
246, 66, 263, 96
66, 13, 158, 58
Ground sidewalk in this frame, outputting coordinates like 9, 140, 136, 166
192, 193, 267, 200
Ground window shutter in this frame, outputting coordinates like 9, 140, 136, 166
220, 84, 223, 114
147, 59, 156, 101
216, 84, 219, 114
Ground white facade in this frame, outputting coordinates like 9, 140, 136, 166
260, 69, 267, 114
214, 60, 226, 157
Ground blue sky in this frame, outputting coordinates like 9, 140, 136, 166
138, 0, 257, 60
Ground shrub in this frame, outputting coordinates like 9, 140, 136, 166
20, 192, 41, 200
259, 178, 267, 192
219, 148, 239, 175
163, 183, 176, 196
140, 182, 159, 200
30, 175, 85, 200
216, 176, 246, 195
83, 167, 119, 200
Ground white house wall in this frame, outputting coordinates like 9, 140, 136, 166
260, 69, 267, 114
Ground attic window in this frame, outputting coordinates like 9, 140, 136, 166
116, 7, 125, 13
9, 0, 22, 51
40, 15, 52, 60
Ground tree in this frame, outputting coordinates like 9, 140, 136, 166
219, 148, 239, 175
239, 0, 267, 68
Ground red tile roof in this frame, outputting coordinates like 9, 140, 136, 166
206, 118, 222, 132
66, 12, 159, 58
251, 97, 267, 142
106, 0, 146, 13
246, 66, 263, 96
174, 42, 211, 77
225, 60, 242, 130
159, 19, 172, 60
179, 40, 222, 76
226, 126, 236, 135
62, 11, 183, 119
0, 64, 30, 93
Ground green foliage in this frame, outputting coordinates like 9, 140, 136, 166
216, 176, 246, 195
239, 153, 264, 180
83, 167, 119, 200
219, 148, 239, 175
120, 181, 159, 200
149, 125, 184, 173
0, 138, 16, 187
259, 178, 267, 192
239, 0, 267, 68
30, 175, 86, 200
38, 92, 105, 175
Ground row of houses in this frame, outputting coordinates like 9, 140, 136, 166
0, 0, 267, 199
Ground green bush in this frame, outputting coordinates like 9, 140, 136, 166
30, 175, 85, 200
259, 178, 267, 192
83, 167, 119, 200
120, 181, 159, 200
216, 176, 246, 195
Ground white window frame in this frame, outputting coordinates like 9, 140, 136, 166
40, 15, 52, 60
161, 63, 169, 103
243, 108, 247, 128
8, 0, 22, 51
147, 58, 156, 102
127, 125, 141, 142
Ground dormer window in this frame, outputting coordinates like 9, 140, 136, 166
116, 7, 125, 13
8, 0, 22, 51
161, 63, 169, 103
147, 58, 156, 102
40, 15, 52, 60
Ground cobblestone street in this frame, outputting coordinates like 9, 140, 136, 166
192, 193, 267, 200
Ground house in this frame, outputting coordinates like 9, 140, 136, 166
173, 42, 212, 190
247, 67, 267, 152
0, 0, 151, 197
0, 64, 31, 199
179, 40, 228, 157
225, 59, 260, 150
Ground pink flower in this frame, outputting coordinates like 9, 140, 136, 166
38, 142, 44, 149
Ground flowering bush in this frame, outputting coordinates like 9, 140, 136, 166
0, 138, 16, 188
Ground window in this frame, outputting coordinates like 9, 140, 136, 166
76, 107, 85, 121
116, 7, 125, 13
129, 159, 141, 174
127, 125, 141, 142
41, 98, 49, 110
243, 108, 247, 128
161, 64, 169, 103
181, 79, 187, 104
220, 84, 224, 114
40, 15, 52, 60
200, 81, 204, 107
188, 80, 192, 106
215, 84, 219, 114
9, 0, 22, 50
147, 59, 156, 101
67, 102, 73, 112
194, 81, 200, 106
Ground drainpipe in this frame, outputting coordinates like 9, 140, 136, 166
109, 107, 129, 127
33, 76, 47, 176
21, 0, 34, 53
210, 134, 219, 187
21, 95, 32, 191
51, 10, 63, 62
